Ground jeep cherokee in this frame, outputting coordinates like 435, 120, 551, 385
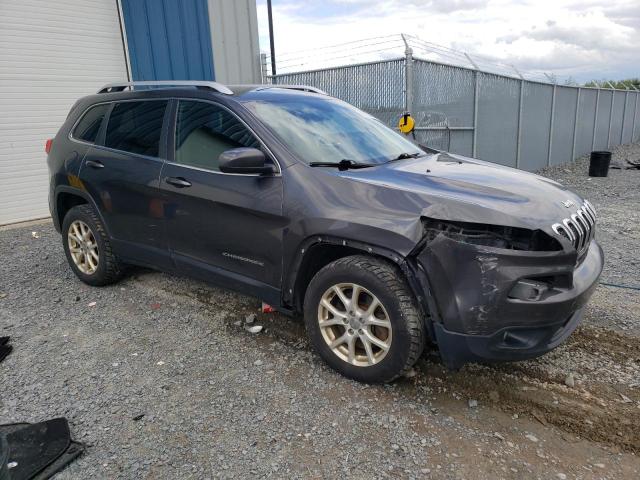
47, 81, 604, 383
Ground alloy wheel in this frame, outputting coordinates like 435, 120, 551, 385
67, 220, 99, 275
317, 283, 393, 367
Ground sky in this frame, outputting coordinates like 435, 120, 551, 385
255, 0, 639, 83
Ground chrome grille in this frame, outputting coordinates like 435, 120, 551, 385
551, 201, 596, 255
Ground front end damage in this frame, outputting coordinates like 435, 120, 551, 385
409, 218, 604, 369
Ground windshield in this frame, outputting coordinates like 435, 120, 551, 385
240, 93, 423, 165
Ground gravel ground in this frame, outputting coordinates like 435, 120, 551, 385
1, 144, 639, 479
539, 143, 640, 336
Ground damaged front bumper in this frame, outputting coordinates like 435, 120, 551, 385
414, 234, 604, 369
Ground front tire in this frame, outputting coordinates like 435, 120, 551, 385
62, 204, 122, 286
304, 255, 425, 383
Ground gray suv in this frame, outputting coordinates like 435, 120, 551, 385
47, 81, 603, 383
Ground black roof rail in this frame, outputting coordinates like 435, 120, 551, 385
97, 81, 234, 95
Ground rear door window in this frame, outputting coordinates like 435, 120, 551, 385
72, 104, 109, 143
105, 101, 168, 157
175, 100, 260, 171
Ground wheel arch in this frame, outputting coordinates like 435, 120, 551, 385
284, 236, 435, 334
54, 186, 109, 237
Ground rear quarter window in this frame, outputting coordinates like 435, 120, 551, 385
105, 101, 168, 157
72, 104, 109, 143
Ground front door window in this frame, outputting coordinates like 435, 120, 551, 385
175, 101, 261, 171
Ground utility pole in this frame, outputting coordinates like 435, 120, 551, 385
267, 0, 276, 76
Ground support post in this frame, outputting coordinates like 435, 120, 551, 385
464, 52, 479, 70
547, 83, 557, 166
260, 53, 268, 84
511, 64, 525, 80
621, 88, 628, 144
571, 87, 581, 161
516, 79, 524, 168
267, 0, 276, 76
607, 83, 615, 148
401, 34, 414, 117
592, 88, 600, 151
472, 70, 479, 158
632, 87, 639, 143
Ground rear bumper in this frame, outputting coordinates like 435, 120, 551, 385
415, 235, 603, 369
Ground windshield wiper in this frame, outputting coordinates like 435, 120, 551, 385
388, 152, 424, 162
309, 159, 377, 171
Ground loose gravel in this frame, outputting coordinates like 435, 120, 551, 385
1, 144, 639, 479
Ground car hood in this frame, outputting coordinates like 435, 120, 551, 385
338, 151, 585, 231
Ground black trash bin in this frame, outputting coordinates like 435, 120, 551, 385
589, 151, 611, 177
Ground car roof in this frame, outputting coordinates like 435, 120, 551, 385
71, 82, 331, 119
95, 81, 327, 98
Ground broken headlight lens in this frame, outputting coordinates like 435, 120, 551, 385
422, 218, 562, 252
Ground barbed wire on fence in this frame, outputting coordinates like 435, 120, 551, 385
265, 36, 640, 172
265, 33, 585, 85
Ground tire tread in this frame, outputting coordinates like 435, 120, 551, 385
65, 204, 122, 286
305, 254, 425, 383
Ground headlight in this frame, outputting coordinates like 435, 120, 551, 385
422, 218, 562, 252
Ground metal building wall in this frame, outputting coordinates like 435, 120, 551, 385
208, 0, 261, 84
120, 0, 260, 84
120, 0, 215, 81
0, 0, 129, 225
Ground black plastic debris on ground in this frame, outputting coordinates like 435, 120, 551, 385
610, 159, 640, 170
0, 337, 11, 364
0, 418, 84, 480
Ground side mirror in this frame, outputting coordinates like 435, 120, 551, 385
218, 148, 274, 175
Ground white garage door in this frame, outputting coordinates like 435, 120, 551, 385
0, 0, 129, 225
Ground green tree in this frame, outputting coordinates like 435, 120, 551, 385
584, 78, 640, 89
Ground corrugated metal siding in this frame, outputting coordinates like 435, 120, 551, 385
208, 0, 261, 84
0, 0, 128, 225
120, 0, 215, 81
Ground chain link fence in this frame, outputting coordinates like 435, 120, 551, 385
269, 54, 640, 171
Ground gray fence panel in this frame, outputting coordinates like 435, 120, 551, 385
412, 60, 475, 127
411, 60, 475, 156
519, 82, 553, 171
609, 91, 626, 146
270, 57, 639, 170
621, 92, 635, 144
549, 86, 578, 166
594, 90, 613, 150
272, 59, 405, 127
414, 129, 473, 156
475, 72, 520, 166
575, 89, 597, 158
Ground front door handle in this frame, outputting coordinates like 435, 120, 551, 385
166, 177, 192, 188
86, 160, 104, 169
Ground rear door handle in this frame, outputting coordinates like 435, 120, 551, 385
166, 177, 192, 188
86, 160, 104, 169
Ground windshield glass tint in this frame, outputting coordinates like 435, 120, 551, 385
241, 94, 421, 165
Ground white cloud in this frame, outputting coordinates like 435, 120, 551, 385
257, 0, 639, 82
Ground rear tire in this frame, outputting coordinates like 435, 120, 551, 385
304, 255, 425, 383
62, 204, 122, 286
